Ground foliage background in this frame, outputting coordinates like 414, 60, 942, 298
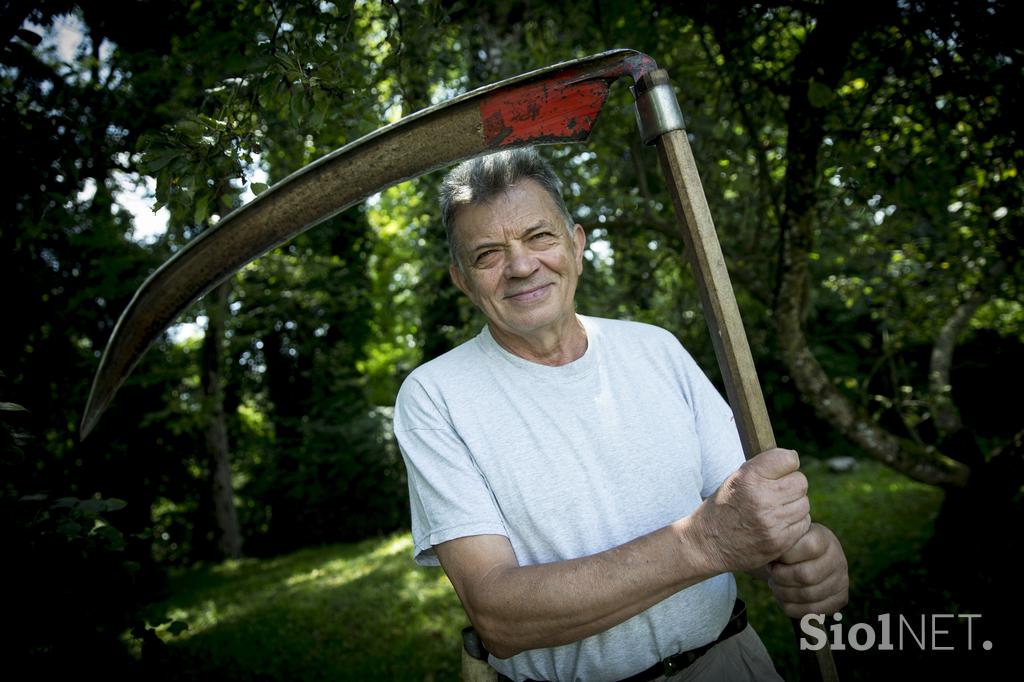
3, 0, 1021, 678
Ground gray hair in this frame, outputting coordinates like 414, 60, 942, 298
439, 147, 574, 266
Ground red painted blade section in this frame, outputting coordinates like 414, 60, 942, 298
478, 51, 656, 148
481, 78, 612, 146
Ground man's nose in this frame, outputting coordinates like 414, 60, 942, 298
504, 243, 539, 278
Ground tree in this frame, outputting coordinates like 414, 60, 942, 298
8, 0, 1020, 568
685, 1, 1022, 487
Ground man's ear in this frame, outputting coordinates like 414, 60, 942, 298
572, 223, 586, 274
449, 261, 471, 298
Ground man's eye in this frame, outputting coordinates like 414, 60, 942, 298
532, 232, 554, 240
475, 250, 498, 265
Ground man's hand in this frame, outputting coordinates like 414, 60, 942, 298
692, 448, 811, 574
768, 522, 849, 618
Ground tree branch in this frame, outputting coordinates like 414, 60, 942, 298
629, 137, 662, 232
773, 3, 970, 488
698, 26, 780, 258
928, 292, 985, 436
777, 213, 969, 487
927, 259, 1006, 439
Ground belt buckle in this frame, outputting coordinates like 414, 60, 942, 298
662, 645, 703, 678
662, 651, 696, 677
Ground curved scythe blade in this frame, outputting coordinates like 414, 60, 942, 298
81, 48, 656, 439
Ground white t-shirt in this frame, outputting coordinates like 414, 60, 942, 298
393, 315, 745, 682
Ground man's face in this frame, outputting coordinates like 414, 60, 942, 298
449, 179, 586, 348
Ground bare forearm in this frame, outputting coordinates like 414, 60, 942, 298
463, 517, 716, 658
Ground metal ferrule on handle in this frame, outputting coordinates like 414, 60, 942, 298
632, 70, 686, 145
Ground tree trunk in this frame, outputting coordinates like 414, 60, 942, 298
768, 3, 973, 487
201, 279, 243, 558
775, 245, 971, 487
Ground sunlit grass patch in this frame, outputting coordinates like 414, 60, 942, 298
141, 531, 466, 681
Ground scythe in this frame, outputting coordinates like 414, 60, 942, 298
80, 48, 838, 682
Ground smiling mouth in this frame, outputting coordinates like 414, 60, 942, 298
505, 284, 552, 302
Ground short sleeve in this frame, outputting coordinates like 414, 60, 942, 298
668, 341, 745, 499
393, 376, 509, 565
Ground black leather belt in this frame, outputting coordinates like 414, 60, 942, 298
619, 598, 748, 682
475, 598, 748, 682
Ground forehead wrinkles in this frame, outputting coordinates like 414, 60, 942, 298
458, 186, 555, 245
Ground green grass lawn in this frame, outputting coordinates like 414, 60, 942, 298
137, 458, 1008, 680
136, 533, 467, 681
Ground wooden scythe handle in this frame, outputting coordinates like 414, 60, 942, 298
638, 69, 841, 682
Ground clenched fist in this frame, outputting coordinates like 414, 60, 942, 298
769, 523, 849, 617
691, 448, 812, 574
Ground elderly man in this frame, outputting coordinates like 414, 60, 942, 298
394, 148, 848, 682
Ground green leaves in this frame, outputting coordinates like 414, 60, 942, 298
31, 496, 131, 551
167, 619, 190, 635
807, 79, 835, 108
193, 192, 210, 225
140, 150, 182, 175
